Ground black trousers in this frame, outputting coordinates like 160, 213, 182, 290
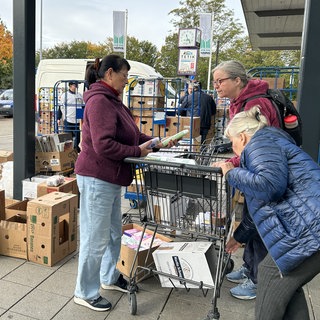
256, 250, 320, 320
64, 120, 80, 153
243, 233, 268, 283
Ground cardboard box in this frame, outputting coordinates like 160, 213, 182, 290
27, 192, 78, 266
253, 77, 286, 89
35, 149, 78, 172
146, 192, 188, 226
130, 96, 165, 117
37, 177, 78, 197
166, 116, 200, 138
22, 175, 49, 200
127, 79, 165, 97
5, 200, 28, 219
0, 213, 27, 259
0, 196, 28, 259
0, 151, 13, 163
117, 223, 172, 280
5, 198, 20, 207
134, 116, 169, 137
152, 242, 217, 289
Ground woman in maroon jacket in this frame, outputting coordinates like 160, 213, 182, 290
212, 60, 280, 300
73, 55, 173, 312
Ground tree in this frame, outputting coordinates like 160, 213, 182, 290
155, 33, 179, 77
158, 0, 301, 90
37, 41, 109, 65
0, 19, 13, 88
37, 36, 159, 70
157, 0, 245, 88
125, 37, 159, 66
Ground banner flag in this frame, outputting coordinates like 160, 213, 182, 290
113, 11, 126, 52
199, 13, 212, 57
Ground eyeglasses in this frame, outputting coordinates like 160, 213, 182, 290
213, 77, 231, 86
118, 71, 129, 79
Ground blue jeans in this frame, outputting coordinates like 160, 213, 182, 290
74, 175, 122, 300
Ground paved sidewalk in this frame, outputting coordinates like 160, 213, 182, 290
0, 197, 319, 320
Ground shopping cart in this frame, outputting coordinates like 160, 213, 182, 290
123, 154, 234, 319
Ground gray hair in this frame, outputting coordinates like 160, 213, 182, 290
212, 60, 251, 87
225, 106, 268, 138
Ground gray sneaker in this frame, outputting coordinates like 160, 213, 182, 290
226, 265, 248, 283
101, 274, 128, 293
74, 295, 112, 311
230, 278, 257, 300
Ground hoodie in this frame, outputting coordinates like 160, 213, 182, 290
75, 81, 152, 186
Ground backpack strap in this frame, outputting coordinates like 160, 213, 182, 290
241, 93, 284, 129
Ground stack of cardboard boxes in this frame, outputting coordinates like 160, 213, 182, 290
35, 133, 78, 173
0, 189, 78, 266
128, 78, 204, 150
0, 146, 79, 267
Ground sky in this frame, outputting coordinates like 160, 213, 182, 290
0, 0, 246, 51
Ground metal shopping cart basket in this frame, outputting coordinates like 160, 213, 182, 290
123, 154, 234, 319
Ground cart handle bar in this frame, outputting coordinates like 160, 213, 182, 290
124, 157, 223, 174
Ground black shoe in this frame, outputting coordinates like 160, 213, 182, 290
74, 295, 112, 311
101, 274, 128, 293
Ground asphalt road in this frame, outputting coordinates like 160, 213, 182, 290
0, 117, 13, 151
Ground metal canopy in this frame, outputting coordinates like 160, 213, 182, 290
241, 0, 305, 50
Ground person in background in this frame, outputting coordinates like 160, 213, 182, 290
73, 54, 175, 312
59, 81, 84, 153
180, 82, 216, 144
211, 60, 280, 300
220, 106, 320, 320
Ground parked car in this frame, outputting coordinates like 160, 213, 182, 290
0, 89, 13, 117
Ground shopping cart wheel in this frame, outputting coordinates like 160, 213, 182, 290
129, 199, 138, 209
128, 292, 137, 315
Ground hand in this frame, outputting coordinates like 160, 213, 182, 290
219, 162, 234, 176
157, 138, 177, 149
139, 140, 154, 157
211, 161, 226, 168
225, 236, 242, 254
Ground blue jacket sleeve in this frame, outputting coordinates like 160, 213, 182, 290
226, 139, 288, 204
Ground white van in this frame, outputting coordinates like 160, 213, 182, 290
35, 58, 179, 108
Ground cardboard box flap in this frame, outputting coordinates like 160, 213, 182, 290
0, 150, 14, 163
5, 200, 28, 220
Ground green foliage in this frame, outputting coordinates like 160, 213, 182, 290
0, 19, 13, 88
125, 37, 159, 66
1, 0, 302, 91
36, 41, 110, 65
155, 34, 179, 76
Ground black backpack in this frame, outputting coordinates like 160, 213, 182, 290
242, 89, 302, 146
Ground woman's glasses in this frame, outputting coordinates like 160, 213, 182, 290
213, 77, 231, 86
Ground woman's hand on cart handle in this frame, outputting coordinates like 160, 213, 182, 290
215, 162, 234, 176
226, 236, 242, 254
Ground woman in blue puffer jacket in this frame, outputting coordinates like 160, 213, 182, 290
220, 106, 320, 320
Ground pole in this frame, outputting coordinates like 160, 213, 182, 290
206, 12, 214, 91
215, 39, 220, 67
39, 0, 43, 60
124, 9, 128, 59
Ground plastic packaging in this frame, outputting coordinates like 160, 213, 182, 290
46, 175, 65, 187
147, 137, 160, 149
161, 129, 189, 147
